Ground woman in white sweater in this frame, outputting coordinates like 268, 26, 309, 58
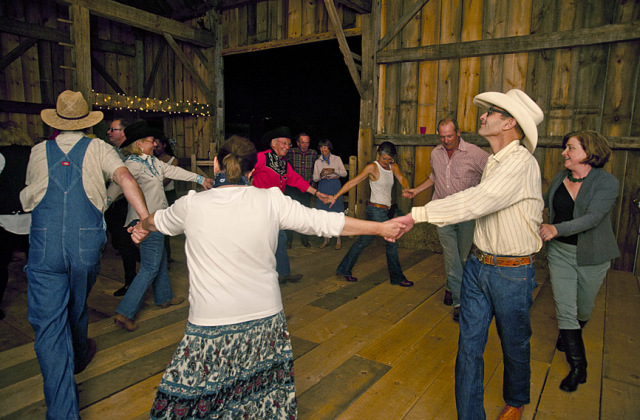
131, 136, 404, 419
109, 121, 212, 331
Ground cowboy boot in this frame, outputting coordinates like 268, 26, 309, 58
556, 319, 589, 352
559, 329, 587, 392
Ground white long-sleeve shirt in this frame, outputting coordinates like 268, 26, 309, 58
412, 140, 543, 256
154, 186, 345, 326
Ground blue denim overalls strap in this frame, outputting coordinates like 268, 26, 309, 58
27, 136, 107, 420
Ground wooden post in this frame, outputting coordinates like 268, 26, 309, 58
70, 4, 92, 104
348, 155, 357, 215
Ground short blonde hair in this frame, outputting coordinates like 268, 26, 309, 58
121, 141, 143, 157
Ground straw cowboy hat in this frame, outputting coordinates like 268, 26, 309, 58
41, 90, 103, 131
473, 89, 544, 153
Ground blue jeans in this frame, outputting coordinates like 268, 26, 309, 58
437, 220, 475, 306
455, 254, 537, 419
275, 230, 290, 277
116, 231, 174, 320
27, 137, 105, 419
337, 206, 407, 283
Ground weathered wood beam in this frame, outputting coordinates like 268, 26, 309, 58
374, 133, 640, 150
221, 27, 361, 55
0, 38, 38, 72
60, 0, 216, 47
70, 4, 92, 102
0, 100, 53, 115
91, 54, 126, 94
378, 21, 640, 64
144, 43, 167, 98
324, 0, 363, 97
378, 0, 430, 51
0, 16, 136, 56
334, 0, 372, 14
163, 33, 216, 104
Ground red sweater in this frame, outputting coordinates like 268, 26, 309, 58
252, 149, 310, 193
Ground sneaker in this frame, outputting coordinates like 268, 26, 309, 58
444, 290, 453, 306
453, 306, 460, 322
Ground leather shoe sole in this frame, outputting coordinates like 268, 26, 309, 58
392, 279, 414, 287
113, 285, 129, 297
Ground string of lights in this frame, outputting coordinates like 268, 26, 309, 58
92, 91, 213, 117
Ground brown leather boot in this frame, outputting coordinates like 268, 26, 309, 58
497, 404, 523, 420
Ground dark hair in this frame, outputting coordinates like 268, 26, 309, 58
114, 118, 133, 129
437, 117, 459, 133
297, 132, 310, 142
317, 139, 333, 152
217, 135, 258, 183
377, 141, 396, 157
562, 130, 611, 168
155, 133, 175, 157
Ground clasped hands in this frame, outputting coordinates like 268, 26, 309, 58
128, 220, 150, 244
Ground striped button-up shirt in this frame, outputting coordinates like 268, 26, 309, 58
430, 138, 489, 200
286, 147, 317, 182
412, 140, 543, 256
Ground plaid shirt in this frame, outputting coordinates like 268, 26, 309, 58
286, 147, 317, 182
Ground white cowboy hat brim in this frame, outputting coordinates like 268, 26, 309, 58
473, 89, 544, 153
41, 108, 103, 131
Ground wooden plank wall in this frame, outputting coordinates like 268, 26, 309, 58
220, 0, 361, 53
0, 0, 215, 161
375, 0, 640, 272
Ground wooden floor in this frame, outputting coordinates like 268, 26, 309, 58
1, 233, 640, 419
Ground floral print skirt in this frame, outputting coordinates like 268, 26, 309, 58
150, 311, 297, 419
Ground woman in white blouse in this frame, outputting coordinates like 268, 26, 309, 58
313, 139, 347, 249
109, 121, 212, 331
130, 135, 404, 419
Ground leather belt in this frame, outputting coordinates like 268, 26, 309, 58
367, 202, 389, 210
472, 246, 534, 267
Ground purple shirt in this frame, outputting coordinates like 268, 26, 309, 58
429, 138, 489, 200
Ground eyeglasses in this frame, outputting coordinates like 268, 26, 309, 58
487, 107, 513, 118
108, 128, 123, 132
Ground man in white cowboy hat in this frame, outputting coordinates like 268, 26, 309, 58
392, 89, 544, 420
20, 90, 149, 420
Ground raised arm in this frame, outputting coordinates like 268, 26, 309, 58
328, 162, 376, 207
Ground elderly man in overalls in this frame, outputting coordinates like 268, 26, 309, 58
20, 90, 149, 420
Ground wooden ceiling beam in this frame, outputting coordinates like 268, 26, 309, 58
0, 16, 136, 56
324, 0, 363, 97
60, 0, 216, 47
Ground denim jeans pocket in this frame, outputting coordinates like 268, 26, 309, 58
79, 227, 107, 265
28, 228, 47, 266
496, 264, 531, 282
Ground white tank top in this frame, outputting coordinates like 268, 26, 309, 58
164, 156, 176, 191
369, 161, 393, 207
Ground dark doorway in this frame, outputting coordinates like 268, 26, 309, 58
224, 38, 361, 159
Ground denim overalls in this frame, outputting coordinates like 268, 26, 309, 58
27, 137, 106, 420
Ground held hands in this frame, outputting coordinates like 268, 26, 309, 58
386, 214, 415, 241
320, 168, 335, 178
128, 221, 150, 244
202, 178, 214, 190
539, 223, 558, 242
402, 188, 418, 199
316, 191, 332, 204
327, 195, 337, 208
380, 219, 407, 242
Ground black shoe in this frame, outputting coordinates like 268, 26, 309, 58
113, 285, 129, 297
444, 290, 453, 306
453, 306, 460, 322
75, 338, 97, 374
279, 273, 303, 284
392, 279, 414, 287
302, 241, 311, 248
556, 333, 565, 352
559, 329, 587, 392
